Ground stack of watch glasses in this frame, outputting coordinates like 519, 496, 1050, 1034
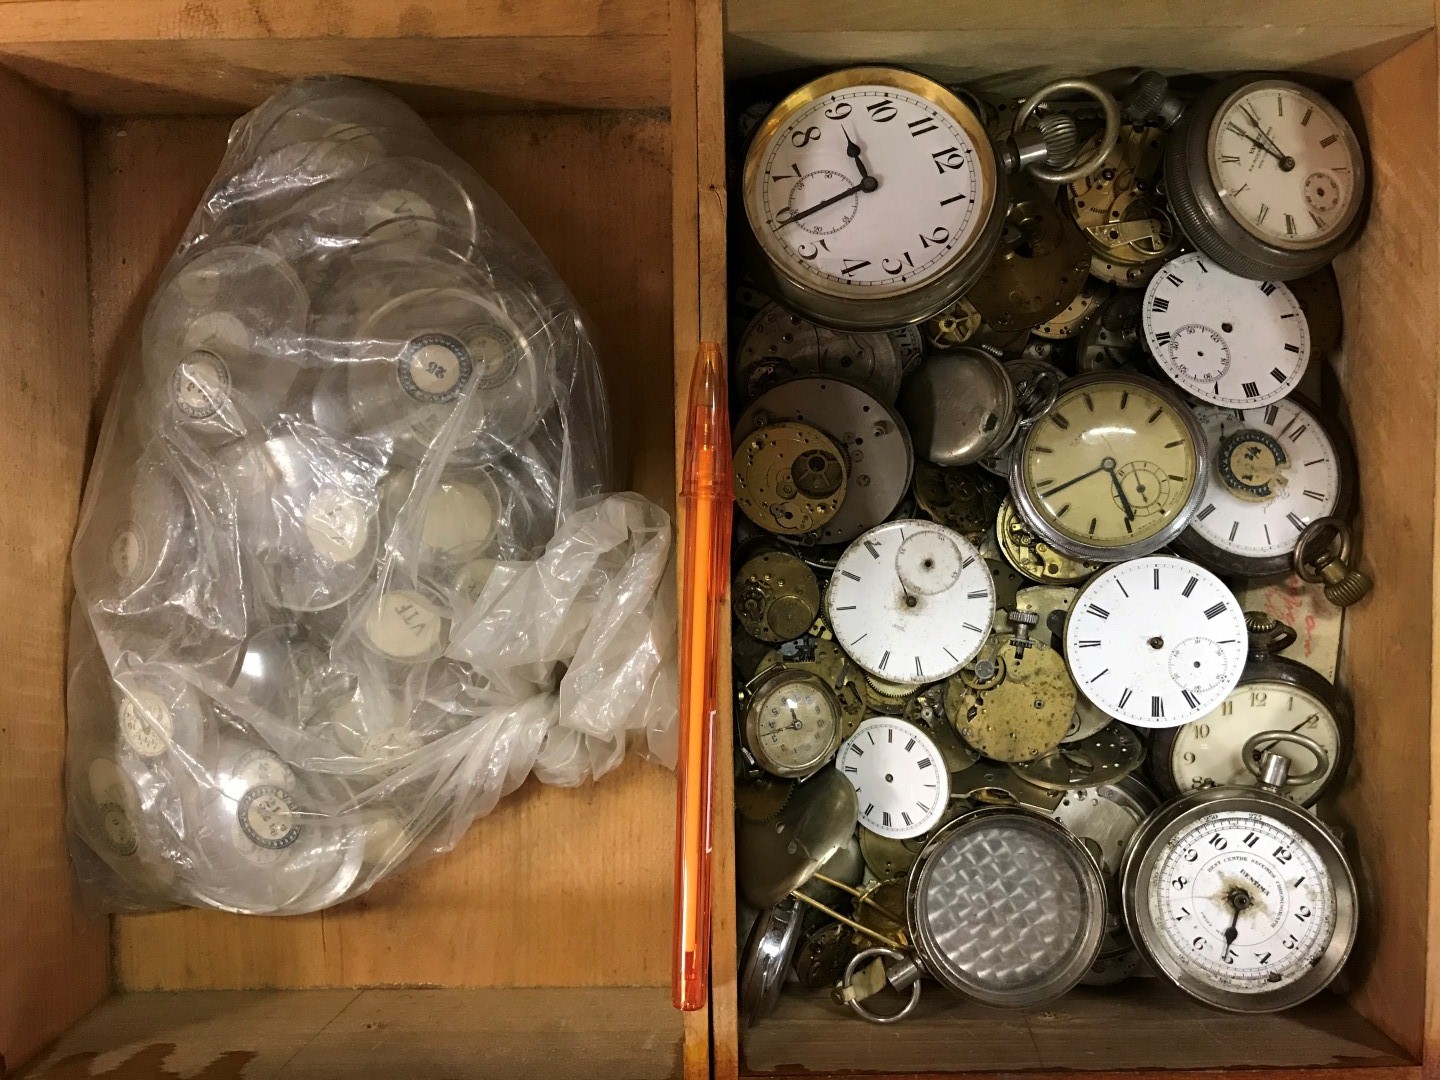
730, 67, 1369, 1021
66, 77, 663, 915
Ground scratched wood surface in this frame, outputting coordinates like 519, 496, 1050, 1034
16, 989, 682, 1080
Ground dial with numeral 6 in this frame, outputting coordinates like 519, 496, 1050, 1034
835, 716, 951, 839
825, 519, 996, 685
742, 66, 1004, 332
1065, 557, 1247, 728
1175, 396, 1355, 577
1143, 253, 1310, 408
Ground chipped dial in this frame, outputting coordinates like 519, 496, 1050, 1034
825, 519, 996, 684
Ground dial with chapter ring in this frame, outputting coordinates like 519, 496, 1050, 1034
745, 71, 995, 303
1208, 80, 1365, 251
1146, 810, 1337, 996
1182, 398, 1345, 571
1143, 253, 1309, 407
1064, 557, 1246, 728
834, 716, 950, 839
825, 519, 996, 684
744, 668, 844, 778
1012, 373, 1205, 561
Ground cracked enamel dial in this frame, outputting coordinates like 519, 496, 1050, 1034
1064, 557, 1246, 728
1011, 373, 1206, 562
1143, 253, 1310, 408
835, 716, 950, 839
825, 520, 996, 685
1208, 80, 1365, 252
1178, 397, 1348, 575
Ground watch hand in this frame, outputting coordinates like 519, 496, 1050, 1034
1220, 889, 1252, 961
1238, 105, 1296, 171
1092, 457, 1137, 522
1040, 461, 1112, 499
777, 178, 871, 227
842, 125, 874, 183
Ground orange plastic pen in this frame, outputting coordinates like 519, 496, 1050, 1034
673, 341, 733, 1011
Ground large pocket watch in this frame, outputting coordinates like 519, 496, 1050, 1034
1120, 731, 1358, 1012
741, 67, 1120, 331
1009, 372, 1209, 562
1173, 395, 1356, 578
1150, 613, 1352, 807
1128, 71, 1368, 281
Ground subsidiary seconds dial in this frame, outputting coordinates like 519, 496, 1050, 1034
826, 519, 995, 684
1065, 557, 1247, 728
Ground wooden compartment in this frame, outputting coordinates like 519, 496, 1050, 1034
0, 3, 708, 1078
689, 1, 1440, 1078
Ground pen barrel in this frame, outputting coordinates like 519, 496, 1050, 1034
673, 342, 732, 1011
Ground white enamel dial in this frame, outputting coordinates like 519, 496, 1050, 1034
1166, 681, 1342, 805
746, 74, 995, 301
745, 669, 843, 778
1144, 254, 1310, 407
1065, 557, 1246, 728
1148, 811, 1336, 993
1188, 399, 1343, 559
1209, 81, 1364, 250
826, 519, 995, 684
835, 716, 950, 839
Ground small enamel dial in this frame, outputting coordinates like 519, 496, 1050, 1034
1011, 373, 1206, 562
825, 520, 996, 684
1146, 811, 1338, 996
1179, 397, 1349, 575
1156, 675, 1348, 808
743, 668, 845, 779
1143, 253, 1310, 408
835, 716, 951, 839
1208, 81, 1365, 251
1065, 557, 1247, 728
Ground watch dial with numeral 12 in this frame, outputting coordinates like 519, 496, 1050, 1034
1180, 397, 1347, 574
744, 68, 997, 303
1065, 556, 1247, 728
825, 519, 995, 684
1143, 253, 1310, 408
835, 717, 950, 839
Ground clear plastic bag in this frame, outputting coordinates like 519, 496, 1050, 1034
67, 76, 675, 915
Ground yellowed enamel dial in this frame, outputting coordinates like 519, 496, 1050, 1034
1010, 373, 1208, 562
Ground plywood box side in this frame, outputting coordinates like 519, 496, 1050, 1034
0, 64, 108, 1076
1328, 31, 1439, 1063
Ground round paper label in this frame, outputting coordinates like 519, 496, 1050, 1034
397, 333, 471, 404
363, 590, 445, 660
303, 489, 370, 563
170, 350, 231, 419
236, 784, 302, 851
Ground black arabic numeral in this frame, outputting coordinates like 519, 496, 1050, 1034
791, 126, 821, 148
866, 99, 898, 122
931, 146, 966, 173
823, 102, 853, 120
795, 238, 829, 261
919, 226, 951, 249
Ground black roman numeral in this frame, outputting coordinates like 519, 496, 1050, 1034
1152, 297, 1170, 312
1204, 601, 1227, 619
864, 540, 881, 558
917, 757, 933, 769
1165, 272, 1183, 286
1303, 489, 1326, 500
1260, 281, 1278, 296
1302, 106, 1314, 126
1154, 331, 1171, 346
1264, 404, 1279, 425
1287, 511, 1306, 531
879, 650, 890, 670
1182, 689, 1199, 709
1242, 381, 1259, 398
1283, 343, 1301, 353
1285, 213, 1297, 237
1077, 639, 1101, 648
1320, 133, 1339, 148
1271, 368, 1288, 384
1197, 503, 1216, 520
1118, 687, 1133, 709
1153, 567, 1161, 590
1183, 576, 1197, 597
1087, 603, 1109, 619
1152, 696, 1165, 718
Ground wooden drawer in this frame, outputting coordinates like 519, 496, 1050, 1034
679, 1, 1440, 1078
0, 3, 704, 1078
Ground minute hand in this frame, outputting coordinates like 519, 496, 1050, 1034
779, 182, 865, 227
1040, 463, 1109, 498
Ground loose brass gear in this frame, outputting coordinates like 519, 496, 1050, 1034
997, 497, 1105, 585
1033, 277, 1110, 340
733, 421, 848, 538
1065, 125, 1179, 288
903, 687, 981, 773
913, 460, 1003, 541
924, 296, 1032, 356
947, 617, 1078, 762
863, 673, 921, 716
965, 184, 1093, 333
736, 775, 795, 823
734, 551, 822, 644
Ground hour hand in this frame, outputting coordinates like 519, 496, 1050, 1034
842, 125, 879, 190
